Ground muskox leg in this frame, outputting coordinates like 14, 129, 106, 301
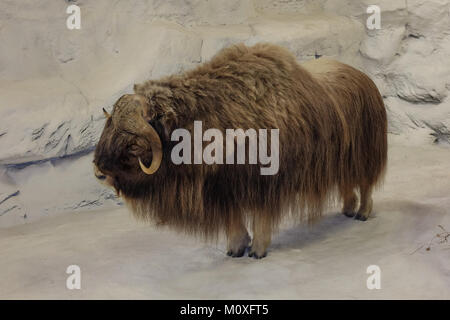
340, 185, 358, 218
226, 219, 250, 258
249, 214, 272, 259
355, 182, 373, 221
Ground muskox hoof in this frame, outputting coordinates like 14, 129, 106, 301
226, 246, 248, 258
343, 211, 356, 218
227, 233, 251, 258
248, 248, 267, 259
354, 213, 368, 221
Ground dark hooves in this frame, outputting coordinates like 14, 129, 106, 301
354, 214, 368, 221
343, 211, 355, 218
227, 247, 248, 258
343, 211, 368, 221
248, 248, 267, 259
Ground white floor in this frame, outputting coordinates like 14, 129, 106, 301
1, 136, 450, 299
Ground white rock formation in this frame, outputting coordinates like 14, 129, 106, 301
1, 0, 449, 227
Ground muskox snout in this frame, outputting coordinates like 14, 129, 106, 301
93, 164, 114, 187
93, 164, 105, 179
95, 173, 106, 181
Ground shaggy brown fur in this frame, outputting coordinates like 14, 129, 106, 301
93, 43, 387, 258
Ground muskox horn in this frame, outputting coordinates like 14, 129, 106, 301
103, 108, 111, 119
138, 117, 163, 175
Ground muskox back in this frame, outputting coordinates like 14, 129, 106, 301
107, 43, 387, 258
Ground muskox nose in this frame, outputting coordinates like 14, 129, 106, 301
93, 164, 107, 181
95, 174, 106, 180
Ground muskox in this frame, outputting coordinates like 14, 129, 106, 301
93, 43, 387, 259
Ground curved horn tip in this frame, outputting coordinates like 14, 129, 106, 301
139, 157, 161, 175
137, 113, 163, 175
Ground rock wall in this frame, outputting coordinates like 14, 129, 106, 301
1, 0, 449, 227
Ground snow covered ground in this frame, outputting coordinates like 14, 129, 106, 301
1, 134, 449, 300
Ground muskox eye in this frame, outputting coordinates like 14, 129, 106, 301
128, 145, 140, 156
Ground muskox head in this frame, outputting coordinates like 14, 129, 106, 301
93, 93, 163, 196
